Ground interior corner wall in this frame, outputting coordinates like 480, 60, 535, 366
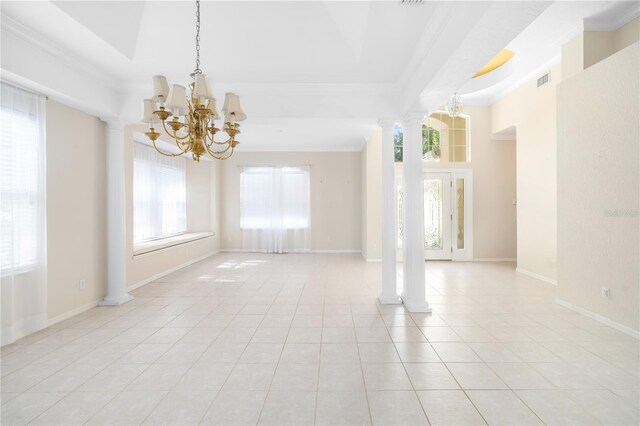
557, 42, 639, 332
490, 64, 560, 282
46, 100, 108, 321
218, 151, 362, 252
361, 142, 369, 259
614, 16, 640, 51
124, 125, 221, 288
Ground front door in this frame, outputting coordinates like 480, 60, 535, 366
396, 169, 472, 261
423, 173, 452, 259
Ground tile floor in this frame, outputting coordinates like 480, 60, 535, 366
1, 254, 638, 425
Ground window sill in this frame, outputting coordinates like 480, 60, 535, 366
133, 232, 214, 257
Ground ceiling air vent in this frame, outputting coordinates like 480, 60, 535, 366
537, 73, 549, 87
400, 0, 424, 4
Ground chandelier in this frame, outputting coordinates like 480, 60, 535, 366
141, 0, 246, 162
445, 92, 463, 118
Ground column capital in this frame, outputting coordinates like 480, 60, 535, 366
378, 118, 398, 128
402, 112, 426, 125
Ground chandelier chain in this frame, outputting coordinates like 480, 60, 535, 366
194, 0, 201, 74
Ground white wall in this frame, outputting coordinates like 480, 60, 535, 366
490, 64, 560, 282
557, 42, 639, 332
219, 151, 361, 252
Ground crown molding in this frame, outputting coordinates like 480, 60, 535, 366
1, 13, 121, 92
235, 145, 364, 153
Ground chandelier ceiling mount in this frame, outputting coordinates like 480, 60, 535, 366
141, 0, 246, 162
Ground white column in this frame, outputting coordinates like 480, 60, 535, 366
99, 118, 133, 306
379, 119, 401, 304
401, 113, 431, 312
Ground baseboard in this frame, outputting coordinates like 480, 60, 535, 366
127, 251, 219, 292
556, 298, 640, 340
516, 267, 557, 285
220, 249, 360, 254
47, 299, 100, 328
311, 250, 361, 254
474, 258, 516, 262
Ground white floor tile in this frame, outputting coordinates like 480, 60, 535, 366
31, 391, 117, 425
417, 390, 486, 425
316, 391, 371, 425
201, 390, 267, 425
404, 362, 460, 390
7, 255, 635, 426
86, 391, 167, 425
367, 390, 428, 425
143, 390, 216, 425
258, 391, 316, 425
467, 390, 543, 425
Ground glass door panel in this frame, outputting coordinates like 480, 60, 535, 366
423, 173, 451, 259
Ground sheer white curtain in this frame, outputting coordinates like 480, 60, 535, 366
0, 82, 47, 346
240, 166, 310, 253
133, 143, 187, 243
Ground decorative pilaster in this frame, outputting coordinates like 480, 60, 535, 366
99, 118, 133, 306
401, 113, 431, 312
379, 119, 401, 305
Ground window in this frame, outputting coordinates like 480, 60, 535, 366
240, 166, 310, 253
425, 112, 469, 162
1, 82, 47, 344
394, 112, 470, 163
133, 143, 187, 243
0, 84, 45, 273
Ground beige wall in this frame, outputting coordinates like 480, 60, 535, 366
429, 105, 517, 260
124, 125, 220, 288
46, 101, 108, 320
362, 130, 382, 260
490, 64, 559, 281
557, 42, 639, 332
564, 18, 640, 80
43, 105, 220, 322
614, 17, 640, 52
219, 151, 361, 252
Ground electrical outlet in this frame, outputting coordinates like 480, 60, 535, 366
601, 287, 610, 299
79, 279, 87, 290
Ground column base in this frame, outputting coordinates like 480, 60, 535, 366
402, 298, 432, 313
378, 294, 402, 305
98, 294, 133, 306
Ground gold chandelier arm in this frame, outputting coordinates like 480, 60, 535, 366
205, 141, 232, 157
205, 130, 233, 146
207, 144, 235, 160
151, 138, 188, 157
162, 120, 191, 142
